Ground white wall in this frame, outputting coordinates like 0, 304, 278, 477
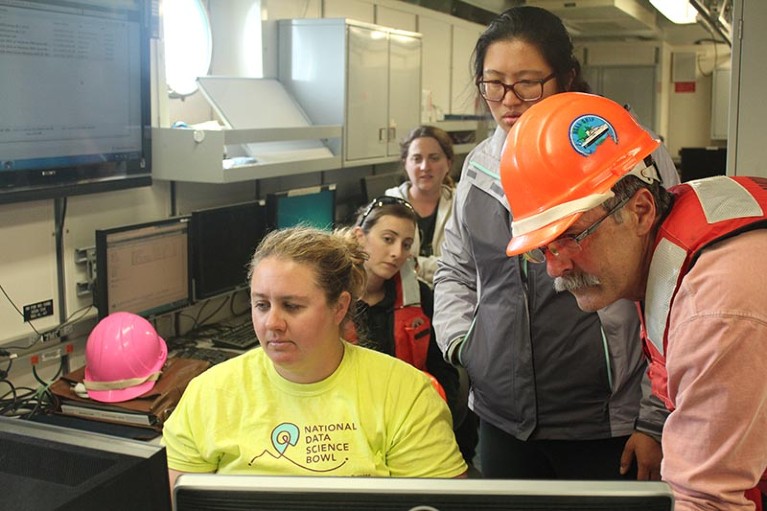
665, 42, 731, 159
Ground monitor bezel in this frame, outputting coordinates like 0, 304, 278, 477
0, 416, 171, 511
189, 200, 267, 301
94, 216, 192, 320
0, 0, 153, 205
174, 474, 675, 511
265, 184, 337, 231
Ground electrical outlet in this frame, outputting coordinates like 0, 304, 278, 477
30, 343, 73, 366
41, 348, 63, 362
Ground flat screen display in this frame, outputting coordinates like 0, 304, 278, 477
679, 146, 727, 182
0, 0, 152, 203
190, 201, 267, 300
0, 416, 171, 511
174, 475, 675, 511
95, 216, 191, 320
265, 184, 336, 230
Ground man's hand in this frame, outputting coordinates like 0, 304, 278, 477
620, 431, 663, 480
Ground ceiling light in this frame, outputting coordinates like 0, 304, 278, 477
649, 0, 698, 24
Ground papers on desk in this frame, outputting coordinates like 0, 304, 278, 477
50, 357, 210, 431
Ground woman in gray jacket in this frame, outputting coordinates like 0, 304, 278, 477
433, 6, 678, 480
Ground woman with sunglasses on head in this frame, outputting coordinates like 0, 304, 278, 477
384, 125, 455, 285
346, 197, 475, 467
163, 226, 467, 490
432, 5, 680, 480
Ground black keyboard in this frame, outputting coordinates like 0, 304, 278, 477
211, 322, 259, 350
173, 346, 236, 366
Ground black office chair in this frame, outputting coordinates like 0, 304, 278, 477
360, 172, 403, 203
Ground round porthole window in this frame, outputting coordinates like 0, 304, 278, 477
162, 0, 212, 97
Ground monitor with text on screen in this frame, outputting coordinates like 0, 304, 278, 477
0, 416, 171, 511
0, 0, 152, 204
95, 216, 191, 320
190, 200, 267, 301
266, 184, 336, 230
174, 475, 674, 511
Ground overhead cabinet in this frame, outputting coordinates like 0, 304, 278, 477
278, 18, 422, 166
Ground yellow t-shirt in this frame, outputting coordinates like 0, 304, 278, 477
163, 342, 466, 478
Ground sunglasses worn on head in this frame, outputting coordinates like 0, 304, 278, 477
357, 196, 414, 227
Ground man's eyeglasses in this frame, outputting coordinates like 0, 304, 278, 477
477, 73, 557, 103
357, 196, 415, 227
523, 196, 631, 264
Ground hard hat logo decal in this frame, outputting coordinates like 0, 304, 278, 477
570, 115, 618, 157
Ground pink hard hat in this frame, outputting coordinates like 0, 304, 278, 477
83, 312, 168, 403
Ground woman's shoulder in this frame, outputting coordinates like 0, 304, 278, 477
191, 348, 266, 385
384, 182, 408, 199
347, 342, 425, 377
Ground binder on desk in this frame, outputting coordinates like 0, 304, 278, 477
50, 357, 210, 431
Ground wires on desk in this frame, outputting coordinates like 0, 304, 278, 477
0, 354, 63, 419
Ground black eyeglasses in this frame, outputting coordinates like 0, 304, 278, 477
357, 196, 414, 227
477, 72, 557, 103
523, 196, 631, 264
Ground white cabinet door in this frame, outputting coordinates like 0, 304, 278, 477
279, 19, 421, 165
418, 15, 451, 120
711, 67, 730, 140
451, 24, 482, 115
346, 24, 389, 161
387, 32, 421, 156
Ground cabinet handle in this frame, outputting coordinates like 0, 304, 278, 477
379, 127, 386, 143
388, 126, 396, 142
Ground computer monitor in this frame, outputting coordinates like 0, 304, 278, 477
0, 0, 152, 204
0, 416, 171, 511
679, 146, 727, 182
174, 475, 674, 511
265, 184, 336, 230
190, 201, 267, 300
95, 216, 191, 320
361, 172, 402, 203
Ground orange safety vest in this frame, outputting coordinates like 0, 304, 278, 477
391, 260, 431, 371
344, 260, 442, 399
637, 176, 767, 508
345, 259, 431, 370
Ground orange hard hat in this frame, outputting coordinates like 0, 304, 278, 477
500, 92, 660, 257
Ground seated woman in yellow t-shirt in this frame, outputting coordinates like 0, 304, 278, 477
162, 226, 467, 489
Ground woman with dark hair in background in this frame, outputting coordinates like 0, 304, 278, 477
346, 197, 477, 467
433, 5, 680, 480
385, 125, 455, 285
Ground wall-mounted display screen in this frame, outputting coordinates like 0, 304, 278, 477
0, 0, 152, 204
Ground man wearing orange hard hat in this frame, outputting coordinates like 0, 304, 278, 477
501, 91, 767, 511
